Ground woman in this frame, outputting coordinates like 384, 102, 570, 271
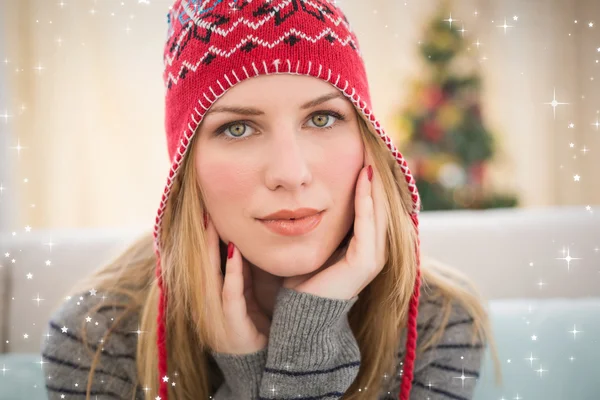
41, 1, 502, 399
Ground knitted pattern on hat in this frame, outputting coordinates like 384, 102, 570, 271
154, 1, 422, 399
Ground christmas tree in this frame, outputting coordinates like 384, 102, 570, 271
396, 0, 519, 211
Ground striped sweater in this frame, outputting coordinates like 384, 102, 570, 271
41, 284, 485, 399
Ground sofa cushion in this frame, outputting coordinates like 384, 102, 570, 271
0, 352, 47, 399
474, 297, 600, 399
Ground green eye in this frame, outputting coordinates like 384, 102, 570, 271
227, 123, 247, 137
311, 114, 330, 127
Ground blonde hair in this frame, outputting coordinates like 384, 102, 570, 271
65, 108, 502, 400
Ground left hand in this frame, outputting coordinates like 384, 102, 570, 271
282, 149, 389, 300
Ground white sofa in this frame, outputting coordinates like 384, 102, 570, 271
1, 205, 599, 399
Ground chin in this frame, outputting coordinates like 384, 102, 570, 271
253, 248, 328, 277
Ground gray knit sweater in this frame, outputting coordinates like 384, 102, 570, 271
41, 285, 485, 399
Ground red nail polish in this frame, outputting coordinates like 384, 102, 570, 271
367, 165, 373, 182
227, 242, 235, 259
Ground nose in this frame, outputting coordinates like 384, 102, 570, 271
264, 130, 313, 191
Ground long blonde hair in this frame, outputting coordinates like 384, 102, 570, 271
65, 108, 502, 400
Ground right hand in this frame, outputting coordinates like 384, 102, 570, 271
205, 212, 271, 355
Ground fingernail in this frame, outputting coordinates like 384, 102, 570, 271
367, 165, 373, 182
227, 242, 235, 259
203, 211, 208, 228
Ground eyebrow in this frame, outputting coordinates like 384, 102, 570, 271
204, 92, 346, 117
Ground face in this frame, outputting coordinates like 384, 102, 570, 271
194, 74, 365, 277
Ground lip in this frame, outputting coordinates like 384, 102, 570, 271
259, 207, 322, 220
258, 210, 325, 237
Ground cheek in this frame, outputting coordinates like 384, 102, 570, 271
198, 161, 257, 209
321, 137, 364, 188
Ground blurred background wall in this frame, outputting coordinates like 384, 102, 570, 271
1, 0, 599, 231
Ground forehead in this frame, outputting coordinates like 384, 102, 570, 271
209, 74, 348, 108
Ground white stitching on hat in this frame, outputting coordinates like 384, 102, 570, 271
295, 60, 300, 74
286, 59, 292, 72
252, 62, 259, 76
317, 64, 323, 78
198, 99, 209, 111
242, 66, 250, 78
307, 61, 312, 75
232, 70, 241, 83
224, 73, 234, 86
263, 60, 269, 75
273, 59, 280, 73
217, 79, 225, 92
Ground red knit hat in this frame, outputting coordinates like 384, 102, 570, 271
153, 1, 422, 399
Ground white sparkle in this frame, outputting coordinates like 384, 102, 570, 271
497, 17, 514, 34
536, 364, 548, 377
569, 324, 583, 339
33, 63, 45, 74
525, 352, 538, 367
544, 88, 569, 119
9, 138, 28, 158
556, 247, 582, 271
537, 279, 546, 289
443, 13, 459, 28
581, 146, 590, 155
36, 357, 47, 369
0, 109, 12, 123
33, 293, 44, 306
452, 367, 475, 388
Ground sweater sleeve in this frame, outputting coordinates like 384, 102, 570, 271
258, 286, 361, 399
40, 291, 145, 400
209, 347, 268, 398
378, 298, 486, 400
208, 286, 360, 399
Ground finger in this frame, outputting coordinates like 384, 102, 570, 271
369, 163, 388, 267
204, 213, 225, 293
221, 242, 252, 336
353, 165, 376, 264
363, 149, 388, 267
